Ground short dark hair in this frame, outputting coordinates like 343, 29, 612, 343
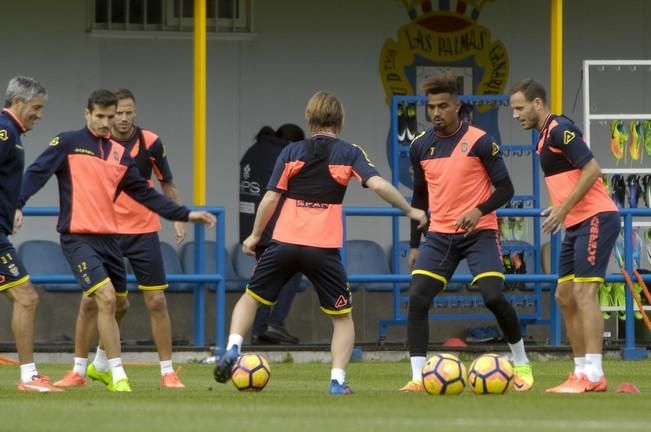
255, 126, 275, 141
421, 72, 459, 96
509, 79, 547, 104
87, 89, 117, 112
114, 88, 136, 103
276, 123, 305, 143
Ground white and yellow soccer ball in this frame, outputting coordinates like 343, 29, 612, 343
467, 353, 513, 395
230, 353, 271, 392
421, 353, 467, 395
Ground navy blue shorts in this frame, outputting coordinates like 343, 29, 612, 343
0, 233, 29, 291
559, 211, 619, 283
118, 233, 167, 292
60, 233, 126, 296
247, 241, 352, 315
413, 229, 504, 289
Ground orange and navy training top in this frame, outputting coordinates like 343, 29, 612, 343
267, 135, 379, 248
410, 122, 509, 234
537, 114, 618, 228
0, 109, 27, 236
113, 127, 173, 234
18, 127, 189, 234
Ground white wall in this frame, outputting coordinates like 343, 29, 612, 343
3, 0, 651, 251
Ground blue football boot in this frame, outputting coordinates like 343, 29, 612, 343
213, 346, 239, 383
329, 380, 353, 395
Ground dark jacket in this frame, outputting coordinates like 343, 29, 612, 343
239, 134, 288, 245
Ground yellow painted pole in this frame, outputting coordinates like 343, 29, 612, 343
194, 0, 207, 205
550, 0, 563, 114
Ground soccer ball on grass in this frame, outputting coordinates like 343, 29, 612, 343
467, 353, 513, 395
230, 353, 271, 392
421, 353, 467, 395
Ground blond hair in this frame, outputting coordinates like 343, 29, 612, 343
305, 91, 344, 134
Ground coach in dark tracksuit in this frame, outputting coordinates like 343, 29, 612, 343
0, 76, 63, 393
239, 124, 305, 344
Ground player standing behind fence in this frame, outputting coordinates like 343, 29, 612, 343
510, 79, 618, 393
16, 89, 215, 392
213, 91, 428, 394
401, 72, 534, 393
53, 88, 187, 389
0, 76, 62, 392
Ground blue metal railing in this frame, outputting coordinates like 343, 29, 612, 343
344, 207, 561, 344
20, 205, 651, 356
21, 206, 225, 349
344, 207, 651, 357
608, 208, 651, 360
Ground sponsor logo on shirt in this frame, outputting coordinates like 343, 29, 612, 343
296, 200, 329, 209
74, 148, 96, 156
0, 130, 7, 141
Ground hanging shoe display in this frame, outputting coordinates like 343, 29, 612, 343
405, 103, 418, 142
628, 121, 642, 161
610, 174, 626, 208
626, 175, 641, 208
610, 120, 627, 161
644, 120, 651, 158
642, 174, 651, 208
397, 103, 407, 143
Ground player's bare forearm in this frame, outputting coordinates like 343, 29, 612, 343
162, 181, 187, 243
366, 176, 427, 228
251, 191, 281, 238
243, 191, 281, 256
366, 176, 411, 214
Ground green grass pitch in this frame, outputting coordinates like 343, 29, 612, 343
1, 359, 650, 432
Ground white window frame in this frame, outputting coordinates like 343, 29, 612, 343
165, 0, 249, 30
89, 0, 256, 40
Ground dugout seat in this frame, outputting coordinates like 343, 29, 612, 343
160, 241, 192, 292
393, 241, 414, 292
17, 240, 78, 291
181, 241, 245, 292
231, 244, 257, 281
345, 239, 392, 291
